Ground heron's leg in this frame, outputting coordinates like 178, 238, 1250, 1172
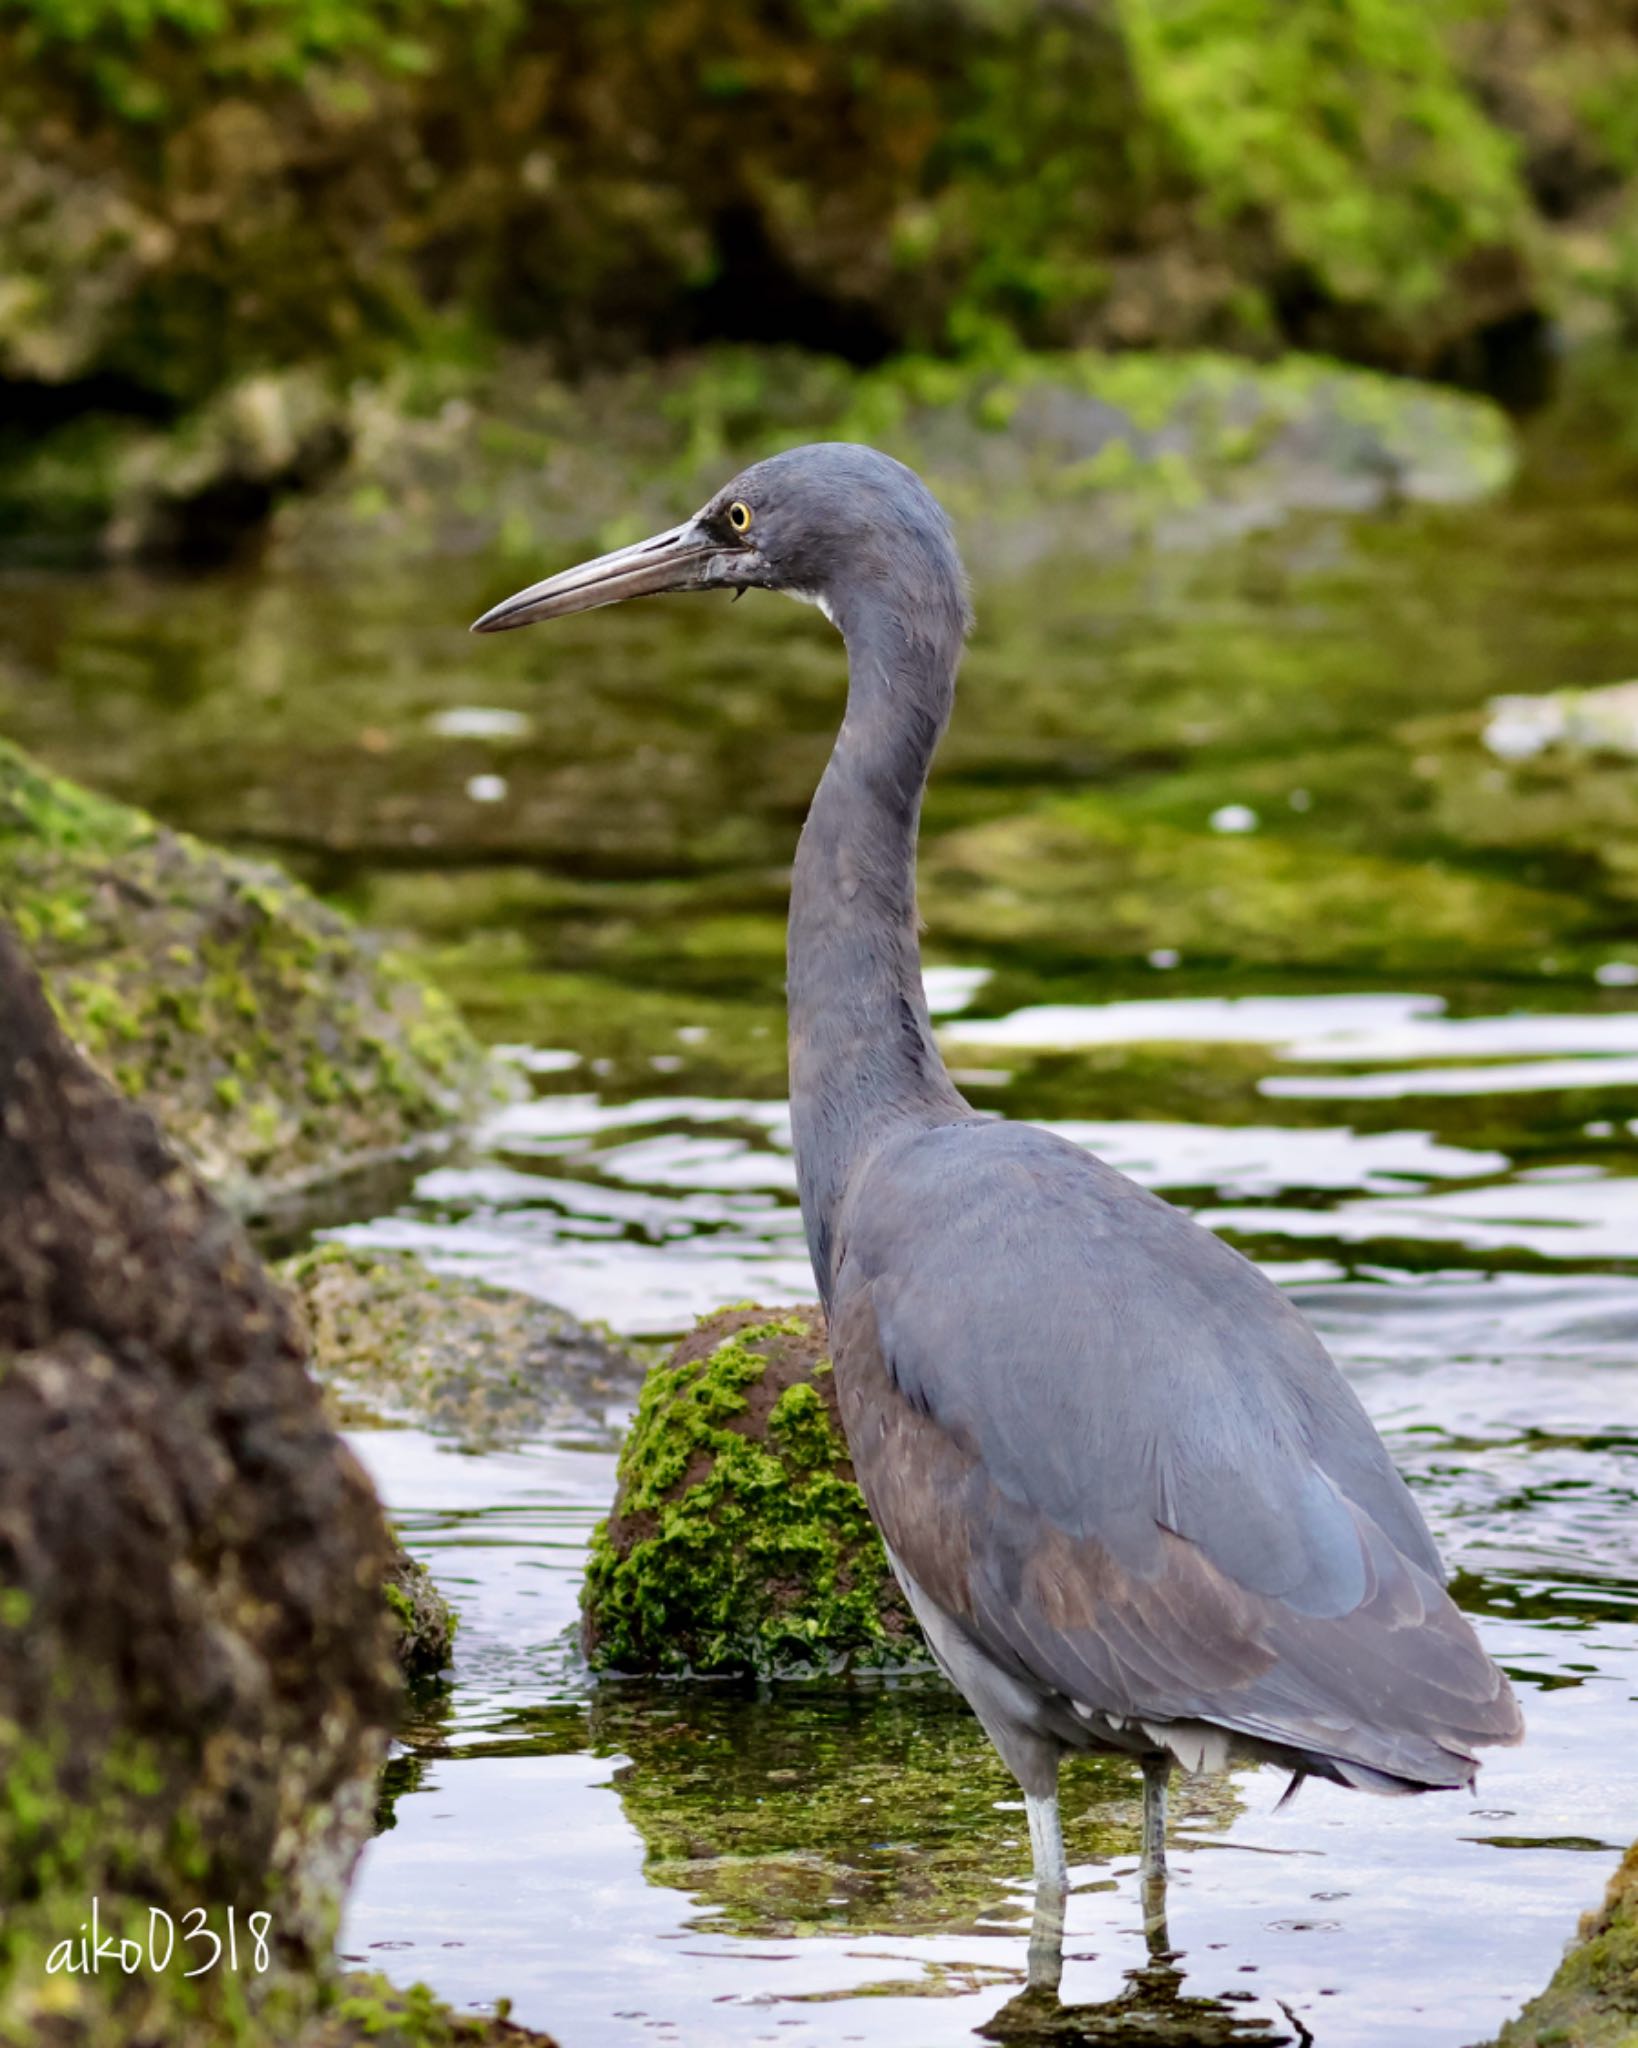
1140, 1755, 1169, 1879
1026, 1790, 1068, 1894
1024, 1792, 1067, 1991
1139, 1754, 1171, 1950
1024, 1787, 1069, 1987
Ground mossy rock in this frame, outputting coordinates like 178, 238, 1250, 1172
260, 344, 1517, 581
0, 921, 397, 2044
383, 1536, 458, 1681
582, 1306, 923, 1679
0, 737, 502, 1206
0, 0, 1552, 431
1494, 1841, 1638, 2046
5, 343, 1519, 572
307, 1976, 557, 2046
286, 1244, 644, 1450
0, 927, 558, 2048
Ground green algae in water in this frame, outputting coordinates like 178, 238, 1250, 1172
582, 1307, 923, 1678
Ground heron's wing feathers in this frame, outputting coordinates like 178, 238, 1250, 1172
831, 1120, 1522, 1780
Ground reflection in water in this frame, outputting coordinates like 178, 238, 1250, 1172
995, 1914, 1297, 2047
583, 1682, 1239, 1942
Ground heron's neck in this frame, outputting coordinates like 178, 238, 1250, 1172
787, 607, 971, 1303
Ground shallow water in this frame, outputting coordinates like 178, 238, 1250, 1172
5, 453, 1638, 2043
327, 975, 1638, 2047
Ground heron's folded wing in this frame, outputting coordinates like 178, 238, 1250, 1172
829, 1120, 1522, 1777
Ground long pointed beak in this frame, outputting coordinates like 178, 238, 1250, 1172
470, 519, 735, 633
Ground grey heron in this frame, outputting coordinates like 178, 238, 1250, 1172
473, 442, 1523, 1946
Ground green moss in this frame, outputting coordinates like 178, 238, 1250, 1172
0, 1696, 536, 2042
380, 1537, 458, 1680
1495, 1841, 1638, 2046
0, 737, 501, 1202
0, 0, 1556, 490
312, 1973, 533, 2046
582, 1308, 920, 1678
1119, 0, 1529, 340
0, 1712, 294, 2045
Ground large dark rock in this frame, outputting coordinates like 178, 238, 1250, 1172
0, 922, 553, 2047
0, 919, 395, 2038
582, 1304, 922, 1679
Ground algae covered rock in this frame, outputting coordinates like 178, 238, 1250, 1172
304, 1980, 559, 2047
0, 737, 498, 1205
1495, 1841, 1638, 2046
0, 0, 1549, 431
922, 789, 1576, 974
266, 345, 1517, 580
582, 1305, 922, 1678
384, 1534, 458, 1680
287, 1243, 644, 1449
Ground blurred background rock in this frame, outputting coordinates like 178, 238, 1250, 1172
4, 0, 1638, 564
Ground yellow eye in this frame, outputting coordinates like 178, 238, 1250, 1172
727, 500, 753, 534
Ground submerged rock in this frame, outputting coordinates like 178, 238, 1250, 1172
1398, 696, 1638, 927
582, 1305, 922, 1679
1495, 1841, 1638, 2046
922, 789, 1574, 975
0, 738, 501, 1206
287, 1243, 644, 1450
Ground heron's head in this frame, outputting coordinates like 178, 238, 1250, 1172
471, 442, 970, 645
